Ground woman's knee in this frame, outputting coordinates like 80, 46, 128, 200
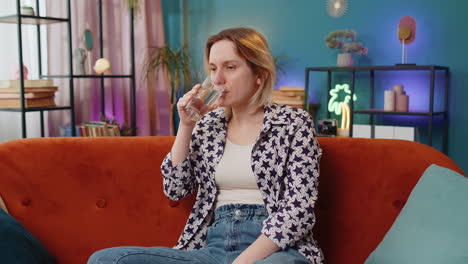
87, 248, 110, 264
87, 246, 138, 264
87, 246, 197, 264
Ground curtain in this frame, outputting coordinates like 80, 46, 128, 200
47, 0, 171, 136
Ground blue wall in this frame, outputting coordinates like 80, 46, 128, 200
162, 0, 468, 173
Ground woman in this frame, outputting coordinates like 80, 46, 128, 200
88, 27, 324, 264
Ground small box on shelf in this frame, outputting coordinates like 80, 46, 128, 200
59, 126, 81, 137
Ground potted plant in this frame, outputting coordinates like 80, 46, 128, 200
143, 44, 195, 135
20, 5, 35, 16
126, 0, 142, 19
100, 114, 137, 136
325, 29, 368, 66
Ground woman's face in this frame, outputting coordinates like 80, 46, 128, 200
208, 39, 259, 108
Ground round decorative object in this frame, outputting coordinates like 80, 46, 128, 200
93, 58, 112, 75
398, 26, 411, 41
326, 0, 348, 18
398, 16, 416, 44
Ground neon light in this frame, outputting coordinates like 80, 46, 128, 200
328, 84, 357, 115
340, 102, 350, 129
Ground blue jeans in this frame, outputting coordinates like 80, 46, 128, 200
88, 204, 311, 264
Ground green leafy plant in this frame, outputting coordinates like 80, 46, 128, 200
273, 55, 288, 83
126, 0, 142, 19
143, 44, 194, 104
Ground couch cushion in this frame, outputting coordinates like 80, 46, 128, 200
365, 164, 468, 264
0, 208, 56, 264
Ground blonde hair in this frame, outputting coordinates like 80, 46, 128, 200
205, 27, 276, 112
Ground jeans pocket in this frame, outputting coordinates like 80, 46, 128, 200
206, 220, 227, 247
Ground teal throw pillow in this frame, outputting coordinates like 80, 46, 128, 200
0, 208, 56, 264
365, 164, 468, 264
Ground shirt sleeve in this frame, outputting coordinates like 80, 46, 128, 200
160, 125, 201, 201
160, 152, 197, 201
261, 114, 322, 249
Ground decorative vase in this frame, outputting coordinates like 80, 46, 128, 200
337, 53, 354, 67
384, 90, 395, 111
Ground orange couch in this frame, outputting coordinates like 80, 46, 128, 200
0, 137, 463, 264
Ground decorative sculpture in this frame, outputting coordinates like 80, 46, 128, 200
328, 83, 357, 115
82, 25, 94, 74
397, 16, 416, 64
12, 63, 29, 80
338, 102, 350, 137
73, 48, 87, 75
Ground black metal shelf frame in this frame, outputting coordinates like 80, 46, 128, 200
305, 65, 449, 153
0, 14, 69, 24
94, 0, 137, 136
41, 74, 134, 79
0, 0, 137, 137
353, 109, 447, 116
0, 106, 72, 112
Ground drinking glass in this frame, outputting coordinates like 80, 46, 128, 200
184, 77, 224, 121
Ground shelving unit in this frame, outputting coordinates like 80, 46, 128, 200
305, 65, 449, 153
0, 0, 74, 138
0, 0, 137, 138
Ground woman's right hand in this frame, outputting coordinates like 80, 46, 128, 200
176, 84, 202, 127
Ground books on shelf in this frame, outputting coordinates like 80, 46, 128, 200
60, 122, 121, 137
276, 86, 305, 91
0, 79, 58, 108
0, 79, 54, 88
83, 122, 121, 137
0, 91, 56, 99
0, 79, 58, 93
0, 86, 58, 93
0, 97, 55, 108
272, 86, 305, 109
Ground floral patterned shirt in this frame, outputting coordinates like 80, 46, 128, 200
160, 104, 324, 264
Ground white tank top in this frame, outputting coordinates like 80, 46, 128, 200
214, 138, 264, 208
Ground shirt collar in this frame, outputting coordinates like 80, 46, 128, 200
204, 104, 289, 127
